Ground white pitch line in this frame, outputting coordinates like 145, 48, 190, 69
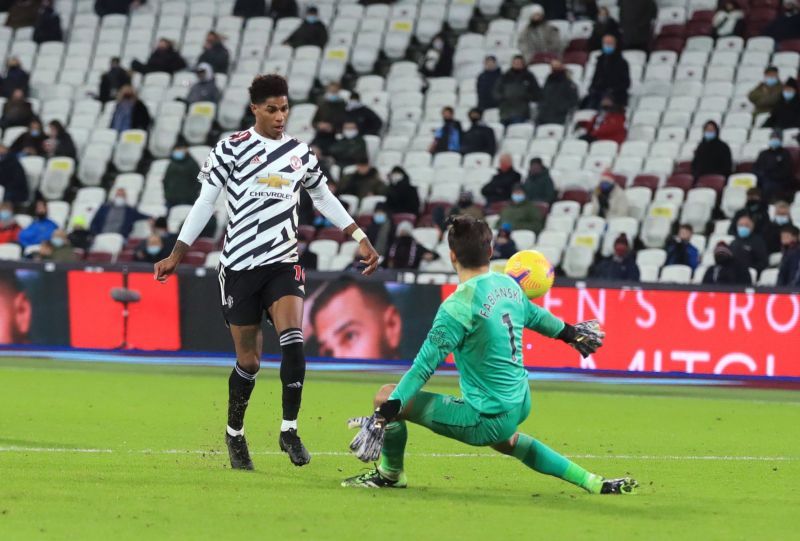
0, 446, 797, 461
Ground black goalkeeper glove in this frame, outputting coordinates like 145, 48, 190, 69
558, 320, 605, 358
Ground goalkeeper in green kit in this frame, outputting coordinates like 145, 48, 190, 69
342, 216, 637, 494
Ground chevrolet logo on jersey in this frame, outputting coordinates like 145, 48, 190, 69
256, 175, 291, 188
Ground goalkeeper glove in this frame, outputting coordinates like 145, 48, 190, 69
558, 319, 605, 358
346, 399, 401, 462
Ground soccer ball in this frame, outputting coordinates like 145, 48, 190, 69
504, 250, 555, 299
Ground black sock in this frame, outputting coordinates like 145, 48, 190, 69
227, 363, 257, 431
279, 328, 305, 425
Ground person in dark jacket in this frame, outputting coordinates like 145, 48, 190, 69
493, 55, 541, 125
665, 224, 699, 270
537, 60, 579, 125
476, 55, 501, 112
430, 106, 462, 154
0, 145, 29, 204
329, 121, 368, 167
98, 57, 131, 103
197, 31, 230, 75
110, 85, 151, 132
384, 167, 420, 215
284, 6, 328, 48
163, 141, 201, 207
730, 215, 769, 272
233, 0, 266, 18
460, 108, 496, 156
753, 131, 795, 203
728, 188, 771, 236
32, 0, 62, 43
269, 0, 298, 19
1, 57, 30, 98
492, 225, 518, 260
43, 120, 77, 160
338, 162, 386, 200
310, 121, 337, 157
703, 242, 752, 285
590, 233, 640, 281
583, 34, 630, 109
133, 234, 170, 263
691, 120, 732, 179
0, 89, 34, 129
523, 158, 556, 204
313, 82, 347, 132
619, 0, 656, 51
764, 201, 792, 254
131, 38, 187, 75
365, 203, 396, 256
763, 79, 800, 131
384, 221, 434, 270
499, 184, 545, 233
420, 32, 454, 78
481, 154, 521, 204
186, 63, 221, 104
588, 6, 621, 51
5, 0, 41, 28
345, 92, 382, 136
95, 0, 140, 16
777, 225, 800, 287
90, 188, 150, 237
763, 2, 800, 42
9, 118, 46, 156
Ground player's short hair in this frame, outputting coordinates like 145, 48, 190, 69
310, 277, 393, 324
0, 269, 22, 293
249, 74, 289, 104
447, 215, 492, 268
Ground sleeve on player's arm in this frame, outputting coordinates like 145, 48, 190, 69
389, 309, 466, 408
176, 181, 221, 247
303, 152, 355, 230
524, 300, 565, 338
198, 139, 234, 188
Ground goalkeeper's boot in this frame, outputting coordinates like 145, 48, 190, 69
600, 477, 638, 495
225, 433, 254, 471
341, 467, 407, 488
279, 429, 311, 466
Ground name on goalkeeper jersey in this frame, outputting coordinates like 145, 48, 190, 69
479, 287, 521, 318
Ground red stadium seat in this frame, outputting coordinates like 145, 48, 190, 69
633, 175, 659, 191
73, 248, 85, 260
182, 251, 207, 266
356, 214, 373, 228
666, 174, 694, 192
392, 212, 417, 225
689, 10, 714, 22
117, 250, 134, 262
316, 227, 347, 243
86, 251, 113, 263
124, 238, 140, 250
487, 200, 510, 214
611, 173, 628, 188
561, 190, 590, 205
778, 39, 800, 53
297, 225, 316, 241
192, 237, 216, 253
652, 36, 685, 53
686, 20, 713, 36
745, 11, 777, 38
696, 174, 726, 195
562, 50, 589, 65
735, 162, 755, 173
674, 161, 693, 175
565, 39, 589, 53
751, 0, 780, 9
533, 201, 550, 218
531, 52, 559, 64
658, 24, 686, 38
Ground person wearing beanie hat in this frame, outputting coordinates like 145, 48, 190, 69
752, 128, 795, 203
517, 4, 562, 63
702, 242, 752, 285
590, 233, 640, 282
187, 62, 221, 104
764, 78, 800, 131
384, 221, 436, 270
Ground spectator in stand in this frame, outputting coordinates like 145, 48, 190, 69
0, 57, 30, 98
665, 224, 699, 270
499, 184, 545, 233
0, 203, 21, 243
310, 121, 337, 157
777, 224, 800, 287
43, 120, 77, 160
384, 221, 434, 270
590, 233, 640, 281
445, 191, 485, 226
329, 121, 368, 167
32, 0, 62, 43
163, 140, 200, 208
313, 82, 347, 132
619, 0, 656, 51
517, 4, 562, 62
730, 214, 768, 272
18, 200, 58, 248
98, 57, 131, 103
691, 120, 732, 179
584, 34, 630, 109
588, 6, 621, 51
748, 67, 783, 116
366, 202, 395, 256
703, 242, 752, 285
430, 106, 462, 154
67, 216, 92, 250
0, 89, 34, 129
728, 188, 770, 235
764, 78, 800, 130
420, 32, 454, 78
298, 239, 317, 270
284, 6, 328, 48
460, 108, 496, 156
523, 158, 556, 204
337, 161, 386, 199
269, 0, 298, 19
95, 0, 143, 16
152, 216, 177, 253
493, 55, 541, 126
711, 1, 744, 38
197, 31, 230, 75
492, 225, 518, 260
110, 85, 151, 132
765, 201, 793, 254
345, 92, 382, 136
5, 0, 42, 28
763, 0, 800, 42
587, 171, 628, 219
9, 118, 46, 156
578, 95, 627, 144
39, 229, 76, 263
0, 145, 29, 205
384, 166, 420, 215
481, 154, 521, 204
753, 130, 795, 203
186, 63, 221, 105
570, 0, 598, 20
90, 188, 150, 237
234, 0, 266, 18
133, 234, 169, 263
476, 55, 501, 112
131, 38, 187, 75
537, 60, 579, 125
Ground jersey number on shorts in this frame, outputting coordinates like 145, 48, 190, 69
293, 265, 306, 283
502, 312, 518, 364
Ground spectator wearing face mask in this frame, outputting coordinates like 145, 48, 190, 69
730, 215, 769, 272
420, 32, 454, 78
476, 55, 501, 112
0, 145, 29, 205
523, 158, 556, 205
197, 31, 230, 75
134, 234, 169, 263
728, 188, 770, 236
481, 154, 521, 204
460, 108, 497, 156
345, 92, 382, 136
665, 224, 699, 270
43, 120, 77, 160
430, 106, 463, 154
0, 57, 30, 98
764, 78, 800, 130
587, 171, 628, 219
44, 229, 76, 263
151, 216, 177, 253
365, 202, 395, 256
703, 242, 752, 285
537, 60, 579, 125
711, 1, 744, 38
131, 38, 187, 75
492, 225, 518, 260
748, 67, 783, 116
186, 63, 221, 104
18, 200, 59, 248
98, 57, 131, 103
493, 55, 541, 125
499, 184, 545, 233
577, 95, 627, 144
384, 167, 420, 215
590, 233, 640, 282
284, 6, 328, 48
338, 161, 386, 200
163, 141, 201, 207
584, 34, 630, 109
9, 118, 46, 156
0, 202, 21, 243
517, 4, 562, 63
313, 82, 347, 132
90, 188, 150, 237
588, 6, 621, 51
753, 131, 795, 203
777, 225, 800, 287
329, 122, 368, 167
765, 201, 794, 254
110, 85, 151, 132
692, 120, 732, 179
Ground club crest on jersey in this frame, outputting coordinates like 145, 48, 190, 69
256, 175, 290, 188
290, 155, 302, 170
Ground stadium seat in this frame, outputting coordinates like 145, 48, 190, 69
40, 157, 75, 200
0, 243, 22, 261
562, 245, 593, 279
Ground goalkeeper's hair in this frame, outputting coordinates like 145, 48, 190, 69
249, 74, 289, 104
447, 215, 492, 268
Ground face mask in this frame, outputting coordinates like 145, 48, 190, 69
342, 129, 358, 139
602, 44, 615, 55
775, 215, 790, 225
737, 226, 751, 238
146, 245, 161, 256
373, 213, 387, 225
432, 40, 444, 51
747, 201, 761, 211
172, 150, 186, 160
600, 181, 614, 193
765, 76, 778, 86
324, 93, 340, 102
390, 173, 403, 183
306, 15, 318, 23
782, 89, 797, 101
0, 210, 11, 221
768, 138, 782, 149
113, 196, 126, 207
511, 193, 526, 204
703, 131, 717, 141
30, 129, 41, 137
51, 237, 64, 248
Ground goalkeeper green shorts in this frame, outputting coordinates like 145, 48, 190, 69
404, 387, 531, 447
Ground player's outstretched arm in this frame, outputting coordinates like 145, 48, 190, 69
523, 301, 605, 358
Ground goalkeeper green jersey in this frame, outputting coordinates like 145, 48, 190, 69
390, 271, 565, 415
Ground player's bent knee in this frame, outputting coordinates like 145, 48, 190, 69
374, 384, 396, 408
491, 433, 519, 456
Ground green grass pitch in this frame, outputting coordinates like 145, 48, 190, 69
1, 357, 798, 540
